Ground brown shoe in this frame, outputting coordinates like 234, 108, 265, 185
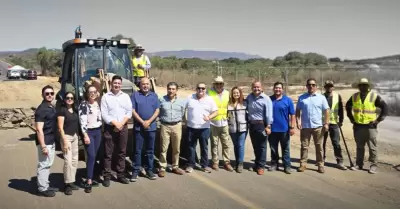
224, 162, 234, 172
212, 163, 219, 171
257, 168, 264, 175
158, 170, 166, 178
297, 165, 307, 172
172, 168, 185, 175
318, 166, 325, 174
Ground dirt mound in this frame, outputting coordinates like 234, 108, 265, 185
0, 108, 36, 129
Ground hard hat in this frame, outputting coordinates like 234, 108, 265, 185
212, 76, 225, 84
358, 78, 370, 85
134, 44, 145, 51
324, 80, 334, 86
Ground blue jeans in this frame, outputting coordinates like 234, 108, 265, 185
249, 129, 268, 169
229, 131, 247, 163
269, 132, 291, 168
85, 127, 102, 180
187, 127, 210, 168
133, 130, 156, 173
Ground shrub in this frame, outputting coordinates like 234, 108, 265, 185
387, 95, 400, 116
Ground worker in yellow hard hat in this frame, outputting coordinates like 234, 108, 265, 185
345, 78, 388, 174
131, 44, 151, 87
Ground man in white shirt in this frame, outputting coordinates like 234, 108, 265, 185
101, 75, 133, 186
185, 82, 218, 173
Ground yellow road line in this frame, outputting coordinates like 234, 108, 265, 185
190, 172, 261, 209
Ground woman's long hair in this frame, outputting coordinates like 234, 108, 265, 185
228, 86, 244, 105
84, 85, 97, 101
63, 91, 77, 112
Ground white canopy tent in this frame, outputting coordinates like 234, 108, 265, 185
9, 65, 26, 70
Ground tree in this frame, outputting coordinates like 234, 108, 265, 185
37, 48, 52, 76
328, 57, 341, 62
111, 34, 135, 50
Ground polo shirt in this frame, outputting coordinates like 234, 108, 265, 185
296, 92, 330, 129
270, 95, 295, 132
34, 101, 57, 145
131, 90, 160, 131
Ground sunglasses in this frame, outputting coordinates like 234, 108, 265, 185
66, 97, 74, 100
307, 84, 316, 87
45, 92, 54, 96
197, 87, 206, 90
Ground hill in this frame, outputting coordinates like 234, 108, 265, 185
148, 50, 264, 60
352, 54, 400, 66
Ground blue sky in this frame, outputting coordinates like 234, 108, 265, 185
0, 0, 399, 59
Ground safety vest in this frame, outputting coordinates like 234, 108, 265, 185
329, 92, 340, 124
352, 91, 377, 124
132, 55, 147, 77
208, 89, 229, 121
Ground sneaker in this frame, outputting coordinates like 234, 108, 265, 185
201, 166, 212, 173
117, 177, 130, 184
318, 166, 325, 174
236, 163, 243, 173
158, 170, 166, 178
284, 167, 292, 174
147, 171, 157, 180
297, 165, 307, 172
351, 165, 363, 171
102, 177, 111, 187
37, 189, 56, 197
171, 167, 185, 175
69, 183, 80, 190
369, 165, 378, 174
84, 183, 92, 193
268, 164, 278, 172
64, 184, 73, 195
130, 172, 139, 182
185, 166, 194, 173
337, 163, 348, 170
224, 162, 234, 172
212, 163, 219, 171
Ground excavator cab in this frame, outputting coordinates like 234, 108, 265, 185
56, 26, 136, 106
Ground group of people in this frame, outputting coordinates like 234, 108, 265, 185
34, 71, 387, 198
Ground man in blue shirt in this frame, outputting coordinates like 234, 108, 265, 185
296, 78, 330, 174
269, 82, 295, 174
130, 77, 160, 181
246, 81, 273, 175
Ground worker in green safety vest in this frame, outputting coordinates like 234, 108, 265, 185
322, 80, 347, 170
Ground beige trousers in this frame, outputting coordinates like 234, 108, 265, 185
211, 125, 231, 163
159, 122, 182, 170
300, 127, 325, 167
61, 134, 79, 183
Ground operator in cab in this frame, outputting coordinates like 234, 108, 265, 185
131, 44, 151, 87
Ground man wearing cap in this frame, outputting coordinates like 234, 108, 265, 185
207, 76, 233, 172
345, 78, 388, 174
322, 80, 347, 170
131, 44, 151, 87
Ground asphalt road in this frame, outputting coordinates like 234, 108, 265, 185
0, 128, 399, 209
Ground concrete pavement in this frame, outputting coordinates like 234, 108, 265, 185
1, 128, 399, 209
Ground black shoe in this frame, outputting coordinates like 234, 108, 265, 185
147, 170, 157, 180
48, 187, 59, 192
64, 184, 73, 195
130, 172, 139, 182
92, 181, 100, 187
38, 189, 56, 197
84, 183, 92, 193
102, 178, 111, 187
118, 177, 130, 184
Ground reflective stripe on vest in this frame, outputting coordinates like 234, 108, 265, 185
208, 89, 229, 121
132, 55, 146, 77
330, 92, 339, 124
352, 91, 377, 124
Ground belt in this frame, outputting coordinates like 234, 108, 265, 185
249, 120, 264, 124
161, 121, 181, 126
87, 126, 102, 130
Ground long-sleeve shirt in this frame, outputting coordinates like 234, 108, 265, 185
100, 91, 132, 125
345, 91, 388, 129
246, 93, 273, 126
159, 95, 187, 123
324, 92, 344, 127
78, 100, 102, 133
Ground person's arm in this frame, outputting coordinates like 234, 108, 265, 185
375, 95, 388, 122
34, 109, 46, 149
145, 55, 151, 70
131, 92, 145, 124
295, 97, 302, 129
289, 98, 296, 129
322, 96, 330, 125
57, 109, 66, 142
264, 97, 273, 126
338, 95, 344, 125
207, 97, 219, 119
345, 97, 355, 123
120, 94, 133, 126
78, 102, 88, 134
101, 95, 118, 126
147, 94, 160, 123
